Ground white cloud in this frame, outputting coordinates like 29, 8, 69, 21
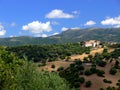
61, 27, 80, 31
22, 21, 52, 34
9, 35, 15, 38
52, 32, 59, 35
34, 34, 48, 37
46, 9, 74, 19
84, 20, 96, 26
101, 16, 120, 28
61, 27, 69, 31
41, 34, 48, 38
71, 27, 80, 30
11, 22, 16, 27
51, 21, 59, 25
72, 11, 80, 15
114, 25, 120, 28
0, 23, 6, 36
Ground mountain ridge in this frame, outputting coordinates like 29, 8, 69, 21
0, 28, 120, 46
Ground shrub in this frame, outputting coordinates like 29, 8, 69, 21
74, 82, 80, 88
98, 61, 107, 67
0, 47, 74, 90
85, 69, 92, 76
57, 66, 64, 71
90, 67, 97, 73
118, 79, 120, 82
103, 79, 112, 84
85, 81, 92, 87
106, 86, 115, 90
116, 83, 120, 86
96, 69, 105, 77
109, 67, 117, 75
78, 77, 85, 84
51, 64, 55, 68
99, 88, 105, 90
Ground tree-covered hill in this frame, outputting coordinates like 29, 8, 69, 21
0, 28, 120, 46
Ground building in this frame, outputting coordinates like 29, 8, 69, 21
84, 40, 100, 47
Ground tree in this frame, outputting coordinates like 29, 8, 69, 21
109, 67, 117, 75
99, 88, 105, 90
96, 69, 105, 77
85, 69, 92, 76
51, 64, 55, 68
0, 47, 74, 90
57, 66, 64, 71
78, 77, 85, 84
85, 81, 92, 87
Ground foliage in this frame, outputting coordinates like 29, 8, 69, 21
106, 86, 116, 90
103, 79, 112, 84
96, 69, 105, 77
59, 61, 85, 88
1, 28, 120, 46
98, 61, 107, 67
51, 64, 55, 68
6, 43, 89, 63
109, 67, 117, 75
57, 66, 64, 71
85, 81, 92, 87
99, 88, 105, 90
85, 69, 93, 76
0, 47, 74, 90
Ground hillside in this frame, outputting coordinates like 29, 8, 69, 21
0, 28, 120, 46
52, 28, 120, 43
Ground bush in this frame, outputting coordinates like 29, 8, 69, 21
57, 66, 64, 71
109, 67, 117, 75
85, 81, 92, 87
106, 86, 115, 90
90, 67, 97, 73
85, 69, 92, 76
38, 63, 46, 67
51, 64, 55, 68
96, 69, 105, 77
103, 79, 112, 84
74, 82, 80, 88
0, 47, 74, 90
116, 83, 120, 86
78, 77, 85, 84
98, 61, 107, 67
99, 88, 105, 90
118, 79, 120, 82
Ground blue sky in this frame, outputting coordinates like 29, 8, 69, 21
0, 0, 120, 37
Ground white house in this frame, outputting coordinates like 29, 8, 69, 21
85, 40, 100, 47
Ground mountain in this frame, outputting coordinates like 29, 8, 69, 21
0, 28, 120, 46
51, 28, 120, 43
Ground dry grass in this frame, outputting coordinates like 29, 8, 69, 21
70, 48, 104, 61
38, 47, 115, 72
38, 60, 72, 71
37, 47, 118, 90
70, 48, 114, 61
80, 61, 120, 90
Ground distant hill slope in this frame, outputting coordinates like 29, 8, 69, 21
51, 28, 120, 43
0, 28, 120, 46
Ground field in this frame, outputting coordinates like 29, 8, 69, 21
38, 47, 114, 71
38, 60, 73, 71
70, 48, 114, 61
38, 47, 120, 90
80, 61, 120, 90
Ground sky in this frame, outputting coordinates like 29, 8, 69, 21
0, 0, 120, 37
